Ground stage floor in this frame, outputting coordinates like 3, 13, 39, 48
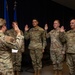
21, 63, 69, 75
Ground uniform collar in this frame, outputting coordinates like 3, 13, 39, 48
54, 28, 60, 31
34, 26, 39, 28
70, 30, 75, 32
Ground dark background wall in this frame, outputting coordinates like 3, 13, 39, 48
0, 0, 75, 67
0, 0, 75, 30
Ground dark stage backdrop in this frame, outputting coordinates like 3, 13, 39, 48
0, 0, 75, 67
0, 0, 75, 30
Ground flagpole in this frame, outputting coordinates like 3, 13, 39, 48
4, 0, 10, 29
4, 0, 7, 19
14, 1, 17, 21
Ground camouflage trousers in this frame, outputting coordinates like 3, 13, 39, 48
30, 49, 43, 71
50, 50, 64, 70
12, 52, 22, 71
66, 53, 75, 75
0, 52, 14, 75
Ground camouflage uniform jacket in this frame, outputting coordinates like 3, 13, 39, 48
24, 26, 46, 50
46, 29, 63, 51
59, 30, 75, 53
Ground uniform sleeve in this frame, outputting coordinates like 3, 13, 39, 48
42, 30, 46, 49
4, 35, 24, 50
20, 31, 25, 52
20, 40, 25, 52
59, 32, 66, 43
62, 43, 67, 52
24, 31, 30, 40
45, 30, 50, 38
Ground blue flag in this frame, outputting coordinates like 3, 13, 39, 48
4, 0, 10, 29
14, 1, 17, 21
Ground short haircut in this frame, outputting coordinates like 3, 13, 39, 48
54, 19, 60, 24
12, 21, 18, 25
32, 19, 39, 22
70, 18, 75, 21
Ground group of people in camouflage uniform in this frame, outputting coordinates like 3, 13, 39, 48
44, 19, 75, 75
0, 18, 75, 75
25, 19, 75, 75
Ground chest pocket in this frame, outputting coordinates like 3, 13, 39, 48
30, 29, 42, 40
68, 33, 75, 41
51, 31, 59, 40
67, 33, 75, 47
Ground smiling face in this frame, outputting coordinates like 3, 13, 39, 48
53, 20, 60, 29
70, 19, 75, 29
32, 19, 38, 27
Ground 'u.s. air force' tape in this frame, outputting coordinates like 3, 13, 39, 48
12, 49, 18, 53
